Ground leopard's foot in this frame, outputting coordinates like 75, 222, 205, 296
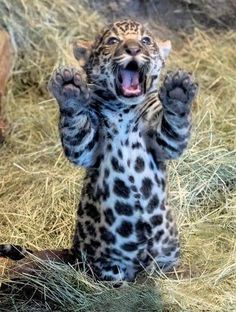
159, 69, 198, 114
48, 66, 90, 112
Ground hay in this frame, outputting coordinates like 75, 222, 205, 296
0, 1, 236, 311
0, 258, 162, 312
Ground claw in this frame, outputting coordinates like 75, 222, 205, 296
55, 73, 63, 84
182, 77, 190, 90
62, 68, 73, 82
164, 75, 173, 91
172, 72, 180, 85
188, 83, 198, 98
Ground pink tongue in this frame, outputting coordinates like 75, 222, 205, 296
120, 69, 141, 96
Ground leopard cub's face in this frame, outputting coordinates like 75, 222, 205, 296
74, 20, 171, 105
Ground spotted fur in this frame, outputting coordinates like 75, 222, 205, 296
0, 20, 198, 282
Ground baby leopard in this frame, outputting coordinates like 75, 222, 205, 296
0, 19, 198, 282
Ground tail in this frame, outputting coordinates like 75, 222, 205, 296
0, 244, 78, 297
0, 244, 33, 260
0, 244, 76, 264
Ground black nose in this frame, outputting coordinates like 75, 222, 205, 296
124, 41, 141, 56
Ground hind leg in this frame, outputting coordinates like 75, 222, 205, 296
149, 207, 180, 273
92, 259, 127, 282
153, 236, 180, 272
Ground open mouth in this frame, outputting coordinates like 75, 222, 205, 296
116, 61, 146, 98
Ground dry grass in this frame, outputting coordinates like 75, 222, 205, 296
0, 1, 236, 311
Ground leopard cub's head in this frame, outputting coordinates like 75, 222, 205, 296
74, 20, 171, 105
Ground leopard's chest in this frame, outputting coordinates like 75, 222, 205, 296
98, 132, 166, 208
108, 137, 164, 208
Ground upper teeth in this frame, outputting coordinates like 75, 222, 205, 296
146, 77, 151, 90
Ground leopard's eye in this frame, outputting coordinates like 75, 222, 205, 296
107, 37, 120, 45
141, 36, 152, 45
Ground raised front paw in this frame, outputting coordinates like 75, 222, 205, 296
159, 70, 198, 114
48, 66, 90, 111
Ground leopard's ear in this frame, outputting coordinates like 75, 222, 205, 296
73, 40, 93, 67
158, 40, 171, 60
